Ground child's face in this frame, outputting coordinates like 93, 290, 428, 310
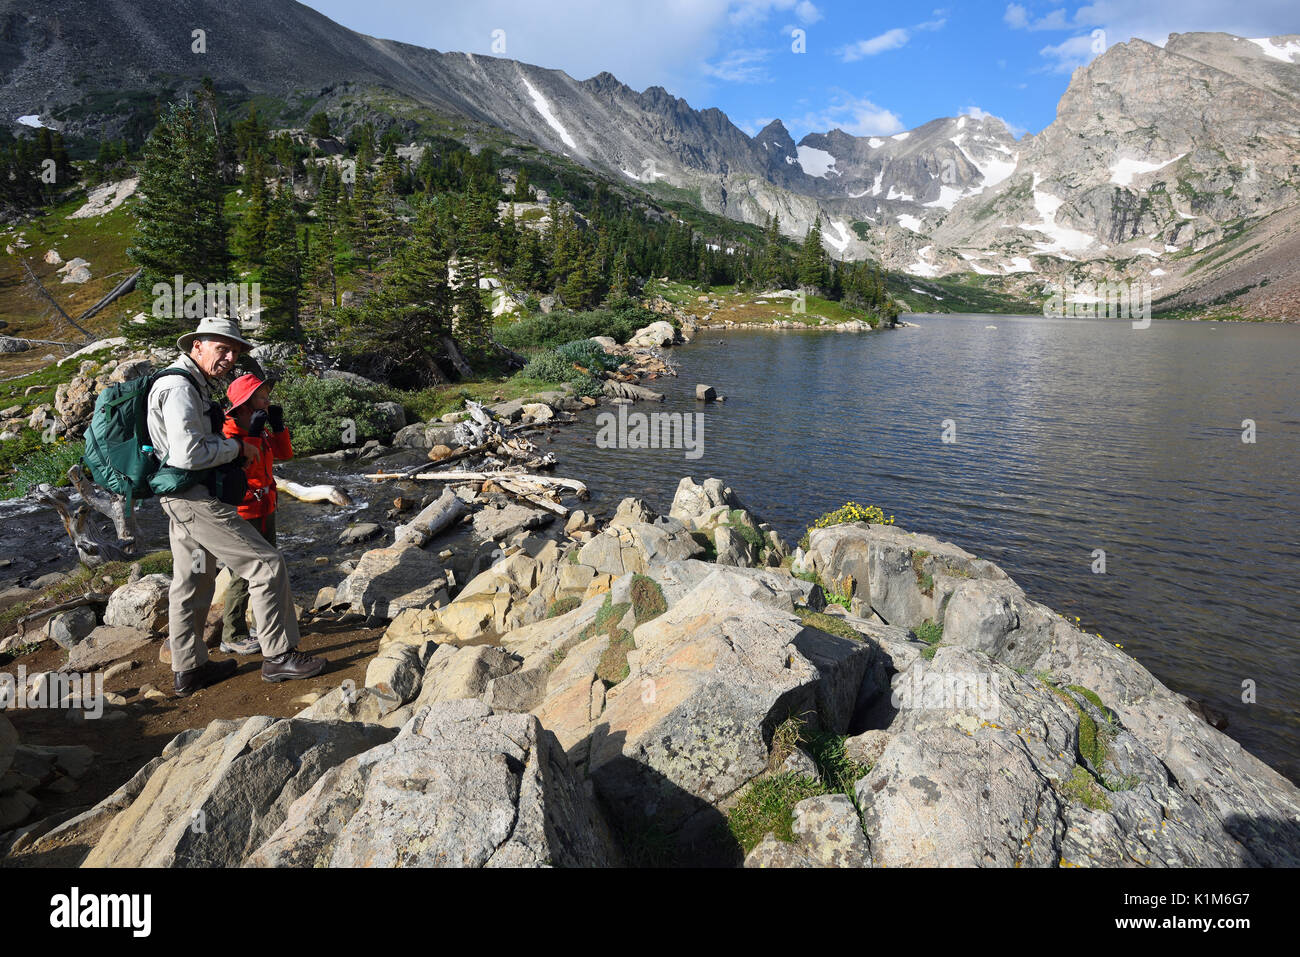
235, 385, 272, 426
247, 385, 272, 412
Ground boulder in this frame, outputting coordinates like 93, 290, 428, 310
372, 401, 406, 435
334, 543, 449, 619
472, 503, 553, 541
695, 384, 717, 402
628, 320, 676, 348
63, 626, 153, 673
337, 522, 383, 546
714, 525, 758, 567
246, 700, 620, 867
0, 337, 31, 354
857, 645, 1252, 867
46, 606, 98, 649
363, 644, 426, 707
103, 574, 171, 634
585, 571, 881, 846
82, 717, 395, 867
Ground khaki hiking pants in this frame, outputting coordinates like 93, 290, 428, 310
161, 486, 297, 673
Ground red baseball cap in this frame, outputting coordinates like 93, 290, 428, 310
226, 373, 270, 412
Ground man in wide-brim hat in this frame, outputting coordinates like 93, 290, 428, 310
147, 316, 326, 696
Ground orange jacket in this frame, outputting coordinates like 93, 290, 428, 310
222, 417, 293, 520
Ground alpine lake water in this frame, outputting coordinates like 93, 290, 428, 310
540, 313, 1300, 784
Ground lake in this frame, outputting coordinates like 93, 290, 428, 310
546, 315, 1300, 783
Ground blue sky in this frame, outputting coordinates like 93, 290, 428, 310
301, 0, 1300, 141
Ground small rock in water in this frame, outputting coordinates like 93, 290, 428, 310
314, 556, 330, 566
338, 523, 382, 546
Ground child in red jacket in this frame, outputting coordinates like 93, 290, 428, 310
219, 373, 293, 655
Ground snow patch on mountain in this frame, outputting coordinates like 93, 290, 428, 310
896, 214, 924, 232
824, 220, 852, 253
1248, 37, 1300, 62
796, 145, 838, 177
521, 77, 577, 150
1109, 153, 1186, 187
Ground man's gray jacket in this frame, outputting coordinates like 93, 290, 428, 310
146, 352, 241, 472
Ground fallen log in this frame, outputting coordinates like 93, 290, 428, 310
497, 479, 568, 517
394, 487, 472, 547
364, 470, 588, 497
30, 484, 134, 566
68, 464, 139, 544
274, 476, 354, 507
15, 593, 110, 630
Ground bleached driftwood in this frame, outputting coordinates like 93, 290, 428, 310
364, 470, 588, 497
67, 464, 139, 544
31, 484, 134, 566
394, 487, 472, 547
497, 479, 568, 517
451, 400, 555, 467
274, 476, 354, 507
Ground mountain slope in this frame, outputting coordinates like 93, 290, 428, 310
3, 0, 1297, 317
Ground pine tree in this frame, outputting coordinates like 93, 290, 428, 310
797, 216, 828, 292
339, 200, 457, 386
259, 188, 302, 341
235, 152, 269, 265
126, 99, 230, 344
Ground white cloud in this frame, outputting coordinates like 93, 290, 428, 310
959, 105, 1028, 138
729, 0, 823, 26
1038, 33, 1105, 73
839, 28, 910, 60
791, 92, 905, 137
1004, 5, 1068, 31
702, 47, 773, 83
1006, 0, 1300, 73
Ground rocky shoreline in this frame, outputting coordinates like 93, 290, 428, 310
4, 467, 1299, 867
3, 318, 1299, 867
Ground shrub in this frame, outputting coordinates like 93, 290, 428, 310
521, 350, 578, 384
273, 374, 399, 454
494, 305, 654, 350
553, 339, 620, 372
0, 437, 84, 500
630, 574, 667, 623
547, 596, 581, 618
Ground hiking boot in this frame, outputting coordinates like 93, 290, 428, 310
262, 649, 327, 683
174, 658, 238, 698
219, 634, 262, 655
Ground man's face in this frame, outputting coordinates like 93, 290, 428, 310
191, 337, 242, 379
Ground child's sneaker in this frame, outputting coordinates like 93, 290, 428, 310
219, 634, 261, 655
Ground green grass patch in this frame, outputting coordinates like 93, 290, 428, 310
547, 596, 581, 618
795, 606, 862, 642
726, 773, 825, 854
1061, 765, 1112, 812
0, 433, 84, 499
595, 628, 635, 685
629, 574, 666, 624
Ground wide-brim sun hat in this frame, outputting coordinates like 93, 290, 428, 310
176, 316, 256, 353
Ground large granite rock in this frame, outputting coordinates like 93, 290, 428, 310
103, 574, 171, 634
585, 568, 882, 844
246, 700, 619, 867
82, 717, 395, 867
334, 542, 449, 619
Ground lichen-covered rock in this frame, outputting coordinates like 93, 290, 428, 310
245, 700, 619, 867
82, 717, 395, 867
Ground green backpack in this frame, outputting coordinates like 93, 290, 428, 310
81, 368, 207, 506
